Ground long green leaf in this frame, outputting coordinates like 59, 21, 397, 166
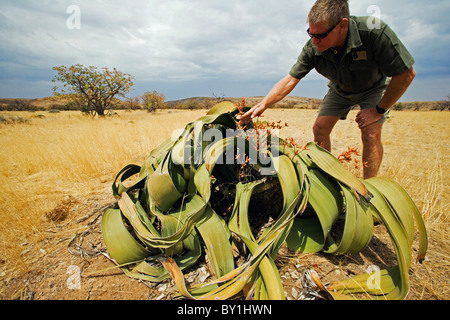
365, 177, 428, 262
128, 231, 202, 282
328, 180, 412, 300
112, 164, 144, 198
228, 181, 285, 300
119, 192, 205, 249
323, 182, 375, 255
300, 142, 372, 202
147, 151, 185, 212
101, 208, 150, 265
101, 103, 428, 301
195, 205, 235, 278
206, 101, 237, 115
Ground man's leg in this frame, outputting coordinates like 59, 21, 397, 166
360, 122, 384, 179
313, 116, 340, 152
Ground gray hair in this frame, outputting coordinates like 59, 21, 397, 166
307, 0, 350, 28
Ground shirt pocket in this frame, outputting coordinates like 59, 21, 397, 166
348, 60, 372, 71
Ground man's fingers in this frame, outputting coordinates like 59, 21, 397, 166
239, 110, 253, 124
240, 105, 264, 124
239, 110, 254, 124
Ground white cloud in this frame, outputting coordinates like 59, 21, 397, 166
0, 1, 312, 79
0, 0, 449, 100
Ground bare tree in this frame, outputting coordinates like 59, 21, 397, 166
441, 94, 450, 111
52, 64, 135, 116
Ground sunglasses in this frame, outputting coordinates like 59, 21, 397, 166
307, 19, 342, 39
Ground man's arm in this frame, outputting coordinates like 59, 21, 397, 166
240, 74, 300, 124
356, 67, 416, 129
378, 67, 416, 111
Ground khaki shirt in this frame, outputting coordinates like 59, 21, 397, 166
289, 16, 415, 94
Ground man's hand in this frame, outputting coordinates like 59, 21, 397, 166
356, 67, 416, 129
355, 107, 383, 129
239, 75, 300, 125
239, 103, 267, 124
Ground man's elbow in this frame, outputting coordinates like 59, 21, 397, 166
408, 66, 416, 82
403, 66, 416, 84
392, 66, 416, 87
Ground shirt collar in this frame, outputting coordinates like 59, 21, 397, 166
346, 16, 363, 52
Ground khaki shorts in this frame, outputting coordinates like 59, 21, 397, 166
319, 83, 390, 123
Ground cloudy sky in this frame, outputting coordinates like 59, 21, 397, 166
0, 0, 449, 101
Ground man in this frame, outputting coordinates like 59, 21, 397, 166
240, 0, 416, 179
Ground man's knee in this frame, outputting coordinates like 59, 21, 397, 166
361, 124, 382, 144
312, 122, 325, 138
313, 117, 338, 138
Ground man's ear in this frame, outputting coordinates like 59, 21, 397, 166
339, 18, 349, 30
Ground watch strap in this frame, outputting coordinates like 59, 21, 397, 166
376, 105, 386, 114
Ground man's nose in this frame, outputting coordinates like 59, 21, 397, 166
312, 36, 321, 45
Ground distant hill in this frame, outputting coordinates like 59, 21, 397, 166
0, 96, 446, 112
166, 96, 323, 110
166, 96, 446, 111
0, 97, 71, 111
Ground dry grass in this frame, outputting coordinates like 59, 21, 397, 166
0, 108, 448, 299
0, 110, 206, 275
264, 108, 450, 300
264, 109, 449, 228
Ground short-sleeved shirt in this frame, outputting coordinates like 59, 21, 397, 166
289, 16, 415, 95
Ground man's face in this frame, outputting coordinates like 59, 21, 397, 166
308, 20, 346, 52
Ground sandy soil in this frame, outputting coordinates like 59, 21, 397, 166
1, 185, 446, 301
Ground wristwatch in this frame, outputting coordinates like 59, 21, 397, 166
375, 105, 386, 114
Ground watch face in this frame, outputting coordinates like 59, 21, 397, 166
376, 105, 385, 114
